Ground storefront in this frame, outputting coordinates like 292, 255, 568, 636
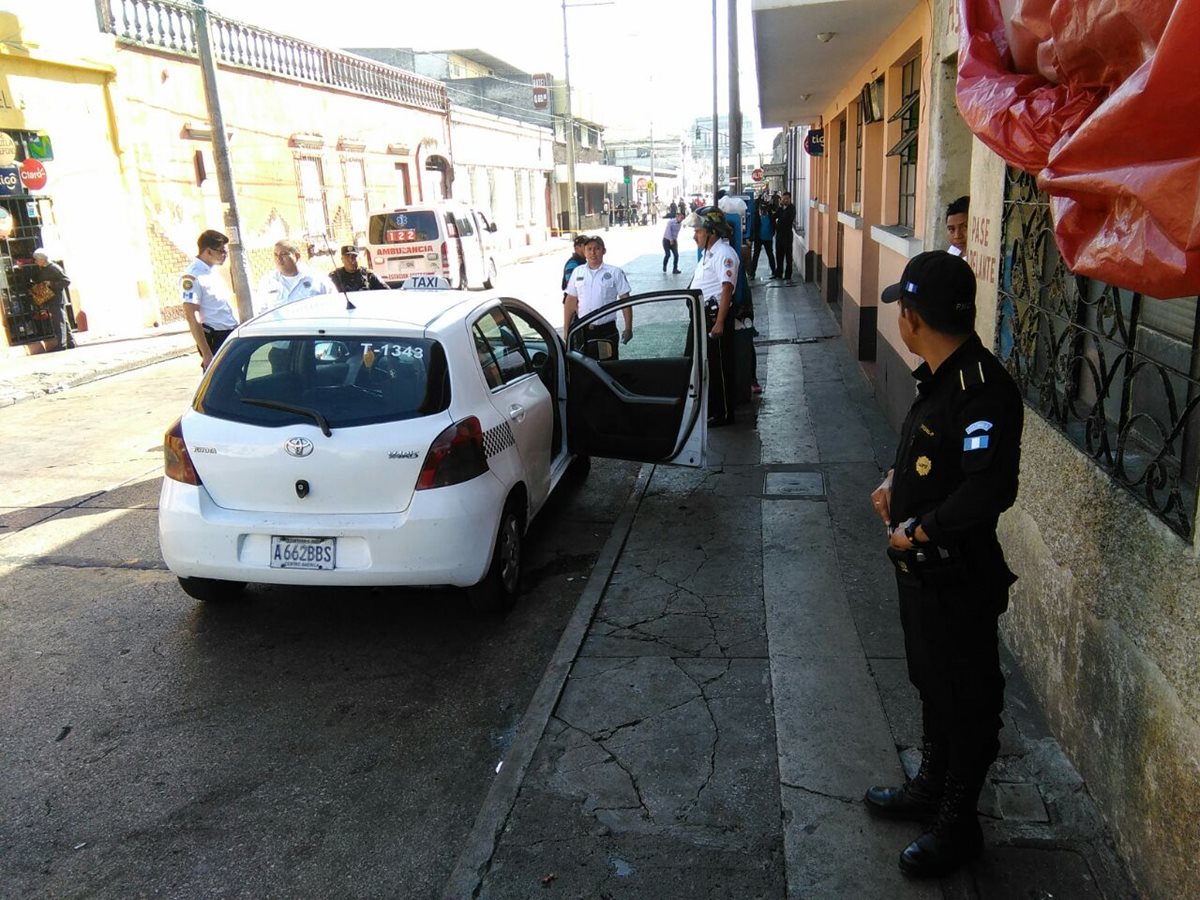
0, 129, 68, 347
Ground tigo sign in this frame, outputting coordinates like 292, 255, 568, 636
0, 166, 20, 196
804, 129, 825, 157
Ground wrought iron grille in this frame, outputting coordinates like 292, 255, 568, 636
95, 0, 449, 114
999, 167, 1200, 538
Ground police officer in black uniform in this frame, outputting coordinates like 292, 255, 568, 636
329, 245, 389, 292
863, 251, 1024, 878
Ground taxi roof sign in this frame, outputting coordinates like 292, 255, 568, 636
400, 275, 452, 290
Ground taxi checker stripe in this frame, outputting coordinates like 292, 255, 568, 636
482, 421, 516, 459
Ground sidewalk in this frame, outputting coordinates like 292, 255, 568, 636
447, 278, 1135, 898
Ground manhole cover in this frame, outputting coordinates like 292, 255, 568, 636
765, 471, 825, 497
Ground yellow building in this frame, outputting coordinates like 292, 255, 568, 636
0, 1, 450, 354
754, 2, 1200, 896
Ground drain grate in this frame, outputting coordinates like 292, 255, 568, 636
764, 471, 825, 498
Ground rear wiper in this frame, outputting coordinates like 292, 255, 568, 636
240, 398, 332, 437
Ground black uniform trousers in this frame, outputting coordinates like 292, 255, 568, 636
895, 569, 1006, 785
774, 232, 794, 279
707, 325, 736, 422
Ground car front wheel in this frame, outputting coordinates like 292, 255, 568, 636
468, 501, 523, 613
177, 576, 247, 603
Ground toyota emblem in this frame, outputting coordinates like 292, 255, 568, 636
285, 437, 314, 458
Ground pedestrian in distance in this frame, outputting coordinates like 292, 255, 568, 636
945, 195, 970, 257
561, 234, 589, 300
256, 239, 336, 314
864, 251, 1024, 879
748, 196, 777, 279
667, 200, 678, 218
29, 248, 75, 351
180, 229, 239, 371
603, 199, 612, 231
689, 207, 740, 427
772, 191, 796, 280
662, 211, 683, 274
563, 235, 632, 360
329, 245, 389, 293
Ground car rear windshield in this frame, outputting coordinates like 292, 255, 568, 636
197, 336, 451, 429
368, 211, 442, 244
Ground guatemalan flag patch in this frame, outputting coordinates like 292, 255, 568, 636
963, 420, 992, 451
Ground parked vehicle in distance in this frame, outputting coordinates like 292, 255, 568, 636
159, 287, 708, 611
364, 201, 501, 291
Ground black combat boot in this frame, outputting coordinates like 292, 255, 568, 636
864, 740, 946, 821
898, 773, 984, 878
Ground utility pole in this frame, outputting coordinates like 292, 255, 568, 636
728, 0, 742, 197
192, 0, 253, 321
711, 0, 719, 203
561, 0, 579, 233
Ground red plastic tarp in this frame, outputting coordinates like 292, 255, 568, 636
956, 0, 1200, 298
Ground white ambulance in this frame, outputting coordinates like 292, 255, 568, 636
365, 202, 501, 290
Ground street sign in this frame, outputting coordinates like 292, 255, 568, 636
531, 73, 550, 110
751, 167, 763, 182
19, 158, 47, 191
636, 177, 648, 190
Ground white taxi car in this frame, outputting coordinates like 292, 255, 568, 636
158, 288, 708, 610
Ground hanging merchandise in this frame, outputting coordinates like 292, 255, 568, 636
957, 0, 1200, 297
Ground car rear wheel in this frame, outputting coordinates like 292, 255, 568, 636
483, 259, 499, 290
468, 500, 523, 613
177, 576, 247, 603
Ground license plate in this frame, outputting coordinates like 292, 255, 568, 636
270, 536, 336, 570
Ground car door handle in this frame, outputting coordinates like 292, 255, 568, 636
508, 404, 526, 423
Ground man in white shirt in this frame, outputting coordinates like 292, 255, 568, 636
255, 239, 335, 315
181, 229, 240, 370
690, 208, 741, 426
563, 236, 632, 360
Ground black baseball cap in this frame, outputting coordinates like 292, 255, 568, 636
340, 245, 360, 255
881, 250, 975, 314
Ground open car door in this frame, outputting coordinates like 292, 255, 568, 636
566, 290, 707, 467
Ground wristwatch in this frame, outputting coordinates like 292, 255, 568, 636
903, 518, 922, 543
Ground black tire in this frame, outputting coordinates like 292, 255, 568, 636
458, 264, 468, 290
468, 500, 523, 613
483, 259, 499, 290
177, 576, 247, 603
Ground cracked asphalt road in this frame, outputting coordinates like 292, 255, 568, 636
0, 357, 641, 899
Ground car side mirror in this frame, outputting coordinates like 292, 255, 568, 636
488, 223, 498, 233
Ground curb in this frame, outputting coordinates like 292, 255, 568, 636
442, 463, 655, 899
0, 345, 194, 409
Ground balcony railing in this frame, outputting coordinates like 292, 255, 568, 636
96, 0, 448, 115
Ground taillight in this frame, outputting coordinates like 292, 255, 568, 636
440, 241, 450, 279
163, 417, 202, 485
417, 417, 488, 490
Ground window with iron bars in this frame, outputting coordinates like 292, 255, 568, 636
999, 167, 1200, 538
887, 56, 920, 230
855, 99, 864, 209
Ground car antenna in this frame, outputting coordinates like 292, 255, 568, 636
321, 235, 355, 310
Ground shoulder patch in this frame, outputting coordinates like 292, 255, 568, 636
958, 360, 987, 390
181, 276, 194, 291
